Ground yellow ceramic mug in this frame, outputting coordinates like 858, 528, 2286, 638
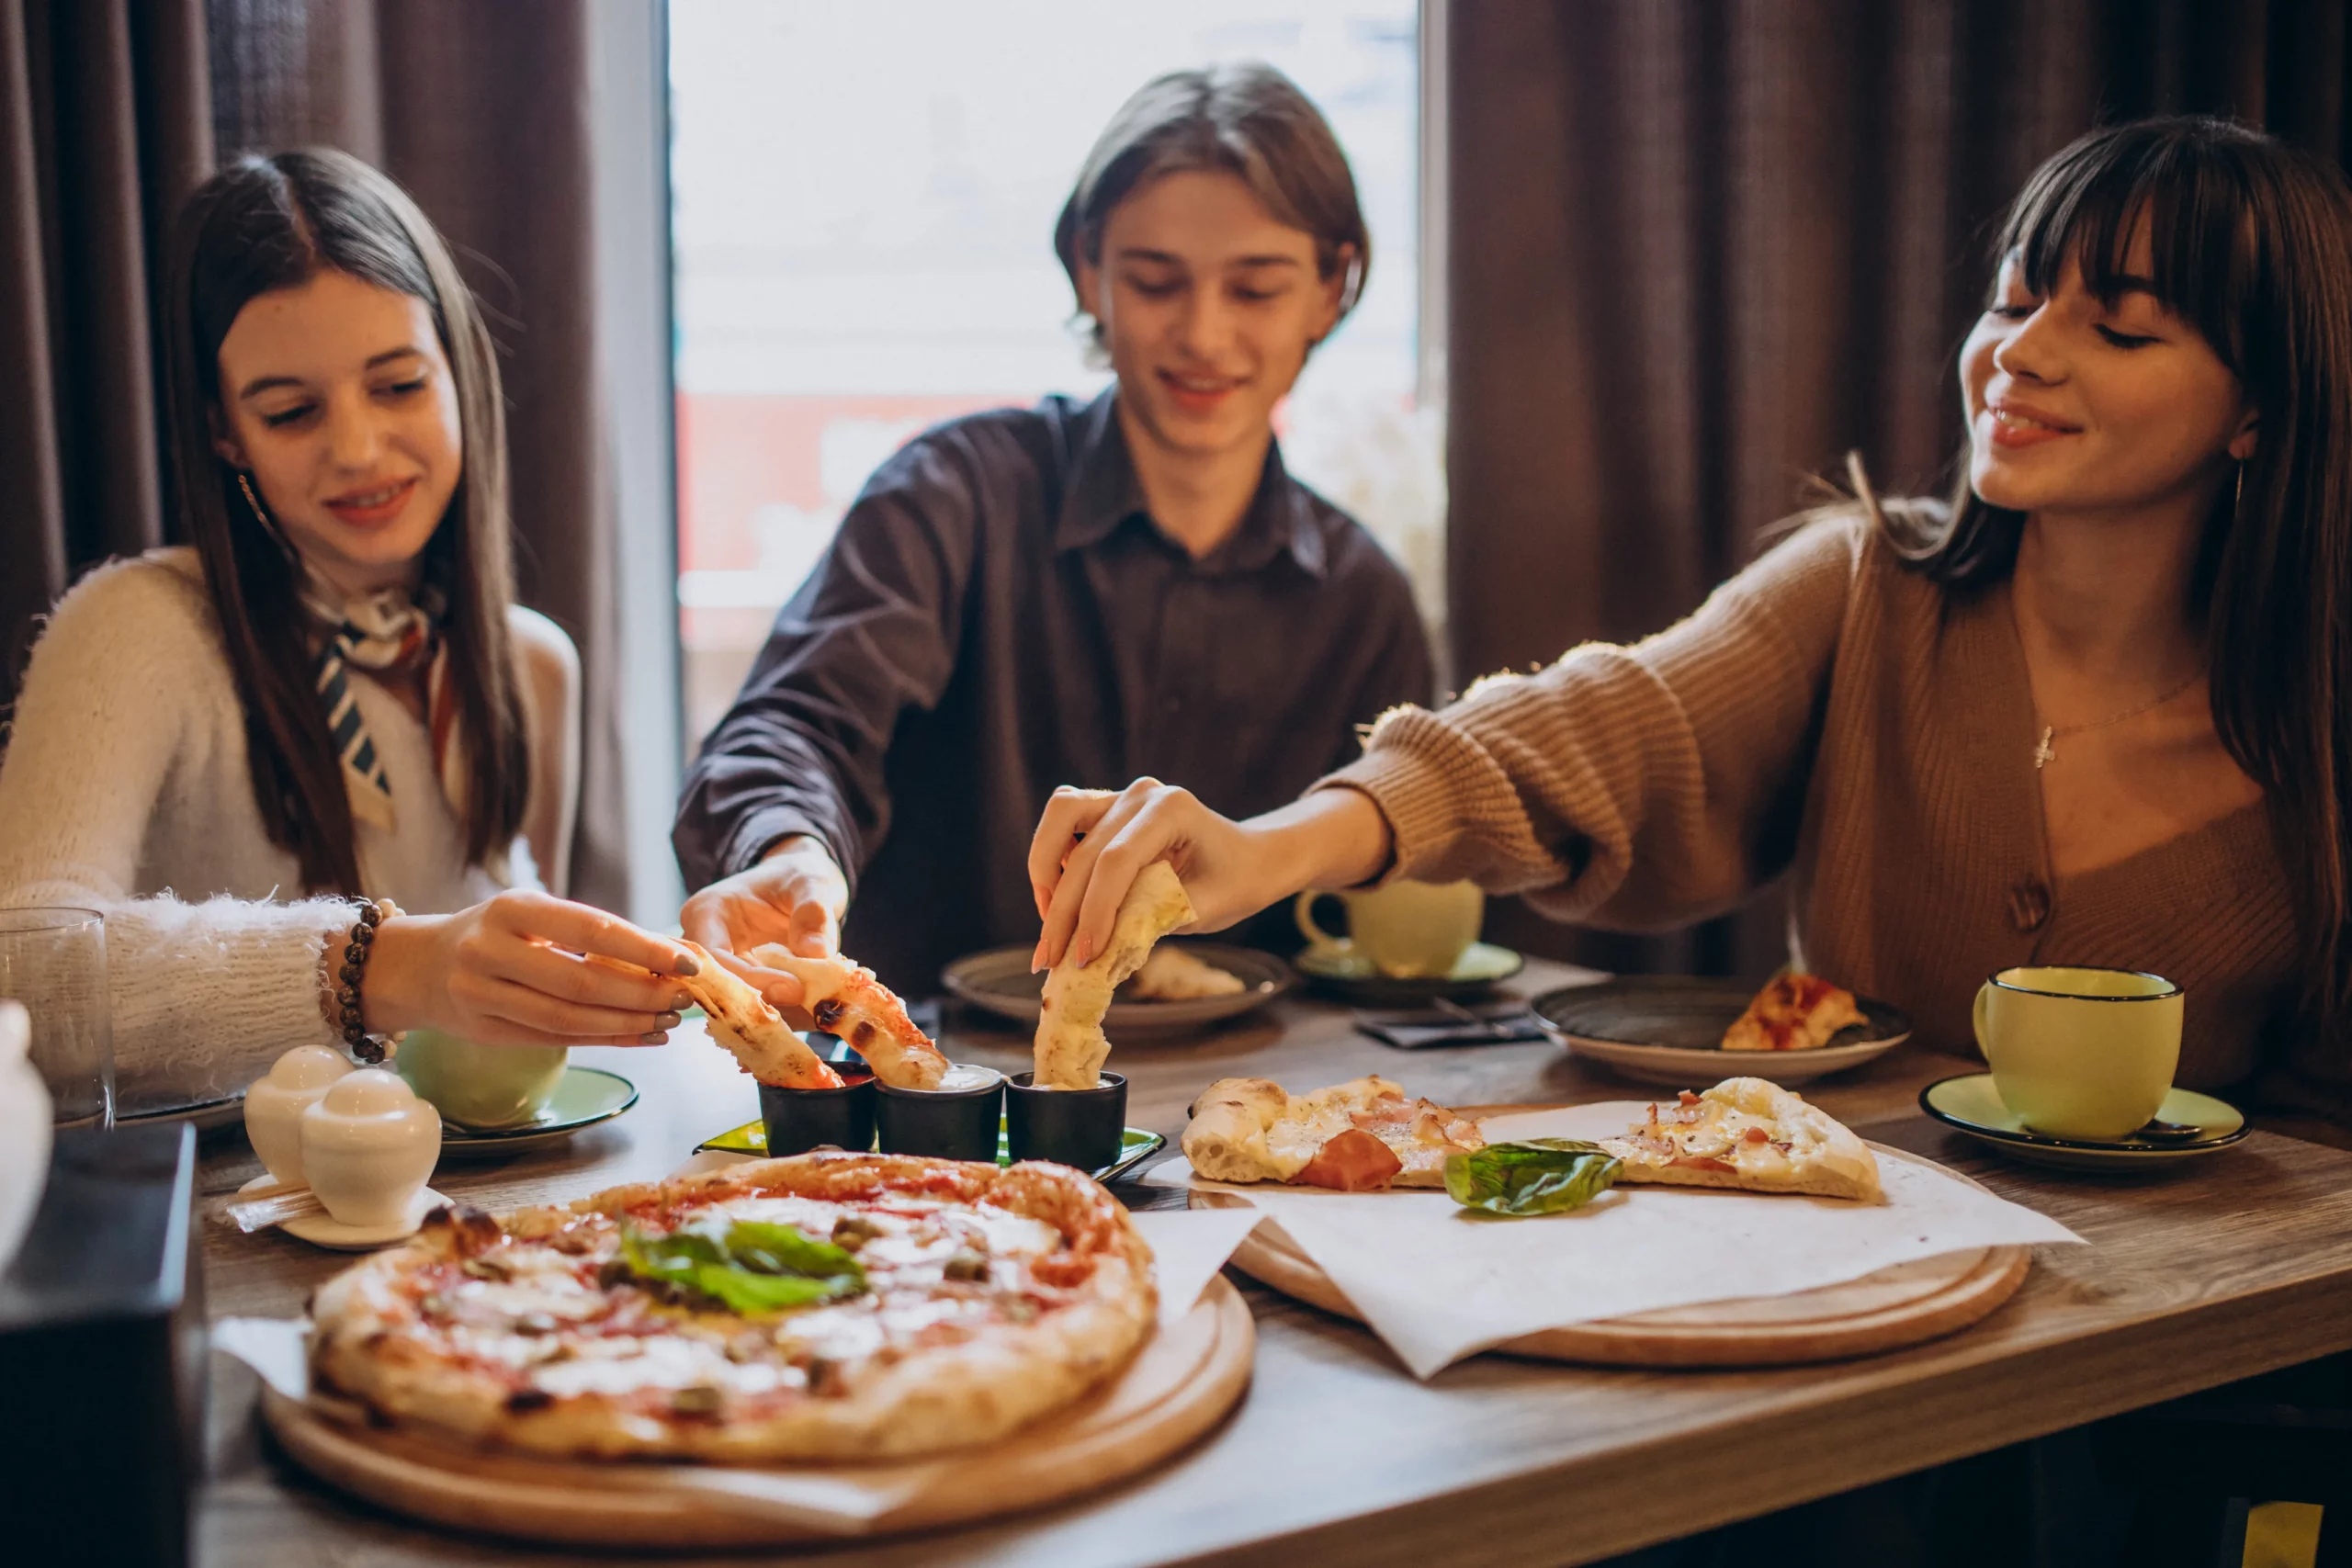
396, 1028, 568, 1130
1972, 966, 2182, 1140
1294, 880, 1483, 980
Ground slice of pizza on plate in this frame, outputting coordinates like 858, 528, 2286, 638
1183, 1075, 1485, 1191
1598, 1077, 1881, 1201
1721, 973, 1870, 1051
1125, 945, 1247, 1000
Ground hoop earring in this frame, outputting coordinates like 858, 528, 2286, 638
2233, 461, 2245, 525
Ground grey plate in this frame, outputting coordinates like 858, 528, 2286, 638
1532, 976, 1913, 1087
941, 942, 1292, 1036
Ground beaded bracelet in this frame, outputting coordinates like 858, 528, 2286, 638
330, 896, 405, 1065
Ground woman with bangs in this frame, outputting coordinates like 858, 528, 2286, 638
1032, 114, 2352, 1122
0, 150, 701, 1109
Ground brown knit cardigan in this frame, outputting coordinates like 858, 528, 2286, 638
1329, 510, 2309, 1097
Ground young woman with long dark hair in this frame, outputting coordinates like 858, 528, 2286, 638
1032, 115, 2352, 1119
0, 149, 696, 1108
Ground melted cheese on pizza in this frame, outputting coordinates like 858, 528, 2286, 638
384, 1195, 1079, 1415
1599, 1077, 1883, 1201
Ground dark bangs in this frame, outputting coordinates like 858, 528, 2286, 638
1999, 116, 2274, 395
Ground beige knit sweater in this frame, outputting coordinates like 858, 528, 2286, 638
1330, 510, 2314, 1101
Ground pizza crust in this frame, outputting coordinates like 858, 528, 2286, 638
1182, 1075, 1483, 1190
309, 1155, 1157, 1461
1599, 1077, 1882, 1201
1182, 1077, 1304, 1182
1125, 946, 1246, 1000
1033, 861, 1195, 1089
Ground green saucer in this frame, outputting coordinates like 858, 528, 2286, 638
438, 1066, 639, 1157
696, 1116, 1165, 1183
1919, 1073, 2248, 1170
1294, 941, 1525, 1004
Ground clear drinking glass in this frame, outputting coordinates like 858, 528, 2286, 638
0, 908, 114, 1130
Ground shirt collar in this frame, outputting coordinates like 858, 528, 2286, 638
1052, 387, 1329, 579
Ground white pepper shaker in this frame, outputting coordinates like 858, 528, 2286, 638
300, 1067, 441, 1228
243, 1044, 354, 1187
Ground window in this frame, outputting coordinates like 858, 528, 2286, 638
668, 0, 1436, 753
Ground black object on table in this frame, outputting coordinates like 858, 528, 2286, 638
1356, 999, 1547, 1049
0, 1122, 205, 1568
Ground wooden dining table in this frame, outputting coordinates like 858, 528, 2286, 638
196, 957, 2352, 1567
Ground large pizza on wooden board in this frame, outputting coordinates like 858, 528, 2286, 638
308, 1154, 1157, 1461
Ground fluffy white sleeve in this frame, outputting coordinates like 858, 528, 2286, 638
0, 559, 350, 1107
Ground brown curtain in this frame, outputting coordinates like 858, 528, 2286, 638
0, 0, 630, 910
1446, 0, 2352, 981
0, 0, 211, 702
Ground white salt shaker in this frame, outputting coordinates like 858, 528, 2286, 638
243, 1044, 354, 1187
0, 1000, 51, 1275
300, 1068, 441, 1227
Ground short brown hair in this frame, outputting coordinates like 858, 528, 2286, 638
1054, 62, 1369, 347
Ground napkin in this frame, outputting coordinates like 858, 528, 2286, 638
1145, 1100, 2084, 1378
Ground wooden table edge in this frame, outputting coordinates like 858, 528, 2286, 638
1158, 1267, 2352, 1568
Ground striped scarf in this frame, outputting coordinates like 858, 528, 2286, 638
301, 573, 468, 835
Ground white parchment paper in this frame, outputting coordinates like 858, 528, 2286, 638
1143, 1100, 2083, 1378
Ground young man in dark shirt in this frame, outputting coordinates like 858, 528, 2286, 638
673, 62, 1433, 1002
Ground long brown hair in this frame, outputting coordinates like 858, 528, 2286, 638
1890, 116, 2352, 1045
162, 148, 529, 894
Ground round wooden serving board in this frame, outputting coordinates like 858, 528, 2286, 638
261, 1276, 1254, 1550
1197, 1109, 2029, 1368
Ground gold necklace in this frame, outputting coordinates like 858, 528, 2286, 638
2030, 667, 2206, 769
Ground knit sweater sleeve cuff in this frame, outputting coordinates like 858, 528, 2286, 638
1313, 706, 1568, 893
99, 895, 354, 1110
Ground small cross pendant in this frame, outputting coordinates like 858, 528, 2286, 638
2031, 727, 2056, 769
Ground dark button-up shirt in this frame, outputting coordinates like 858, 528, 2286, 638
673, 389, 1435, 991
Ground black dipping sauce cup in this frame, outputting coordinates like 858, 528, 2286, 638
1004, 1070, 1127, 1172
875, 1066, 1006, 1161
759, 1076, 876, 1156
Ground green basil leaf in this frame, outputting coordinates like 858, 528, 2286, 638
723, 1218, 864, 1282
618, 1217, 868, 1313
1444, 1138, 1623, 1217
690, 1262, 863, 1314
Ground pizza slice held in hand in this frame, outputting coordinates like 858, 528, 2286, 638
745, 943, 948, 1090
667, 942, 843, 1090
1033, 860, 1195, 1089
1598, 1077, 1882, 1201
